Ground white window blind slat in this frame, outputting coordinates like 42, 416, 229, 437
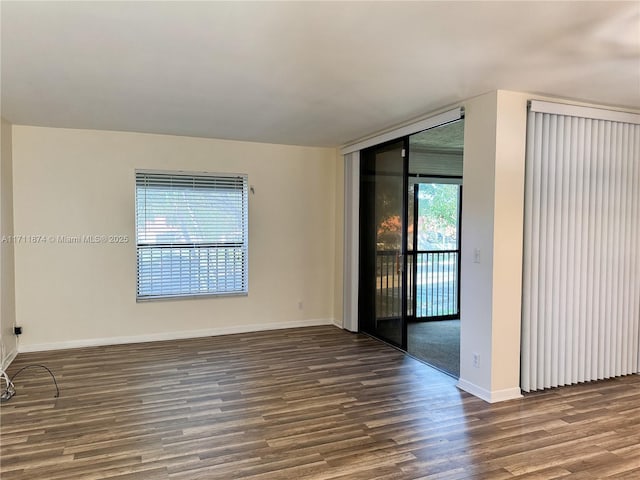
135, 171, 248, 300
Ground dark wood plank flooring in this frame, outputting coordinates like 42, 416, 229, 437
1, 326, 639, 479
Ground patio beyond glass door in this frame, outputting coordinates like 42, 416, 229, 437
409, 182, 461, 320
359, 140, 407, 349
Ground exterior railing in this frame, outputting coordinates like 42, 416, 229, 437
413, 250, 459, 318
375, 251, 402, 320
376, 250, 459, 320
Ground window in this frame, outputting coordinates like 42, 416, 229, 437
135, 170, 248, 300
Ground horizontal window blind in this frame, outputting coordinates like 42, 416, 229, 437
521, 103, 640, 392
135, 171, 248, 300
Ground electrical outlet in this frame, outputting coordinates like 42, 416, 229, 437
298, 300, 303, 310
473, 248, 481, 264
472, 352, 480, 368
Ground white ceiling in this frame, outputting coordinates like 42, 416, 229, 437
2, 1, 639, 147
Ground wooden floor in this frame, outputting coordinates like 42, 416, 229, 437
1, 326, 639, 479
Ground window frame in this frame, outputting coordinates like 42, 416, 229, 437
135, 169, 249, 301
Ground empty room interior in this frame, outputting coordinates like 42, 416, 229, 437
1, 2, 639, 479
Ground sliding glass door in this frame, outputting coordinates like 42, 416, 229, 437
359, 139, 407, 349
358, 119, 464, 377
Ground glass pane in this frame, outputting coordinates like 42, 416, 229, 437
359, 140, 405, 347
137, 246, 245, 298
136, 185, 244, 245
417, 183, 459, 251
414, 183, 460, 318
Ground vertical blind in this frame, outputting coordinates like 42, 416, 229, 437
135, 171, 248, 300
521, 101, 640, 392
343, 152, 360, 332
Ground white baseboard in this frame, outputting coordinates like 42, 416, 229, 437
18, 318, 337, 353
456, 379, 523, 403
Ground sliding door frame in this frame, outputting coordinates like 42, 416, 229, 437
358, 138, 409, 350
408, 176, 463, 321
341, 107, 464, 341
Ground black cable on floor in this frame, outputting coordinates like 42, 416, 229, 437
1, 364, 60, 402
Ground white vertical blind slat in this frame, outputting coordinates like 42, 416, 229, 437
633, 127, 640, 372
521, 112, 535, 390
522, 105, 640, 392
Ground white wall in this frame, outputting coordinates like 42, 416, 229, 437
457, 90, 537, 402
458, 92, 500, 399
490, 91, 528, 393
11, 126, 339, 350
1, 118, 18, 367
